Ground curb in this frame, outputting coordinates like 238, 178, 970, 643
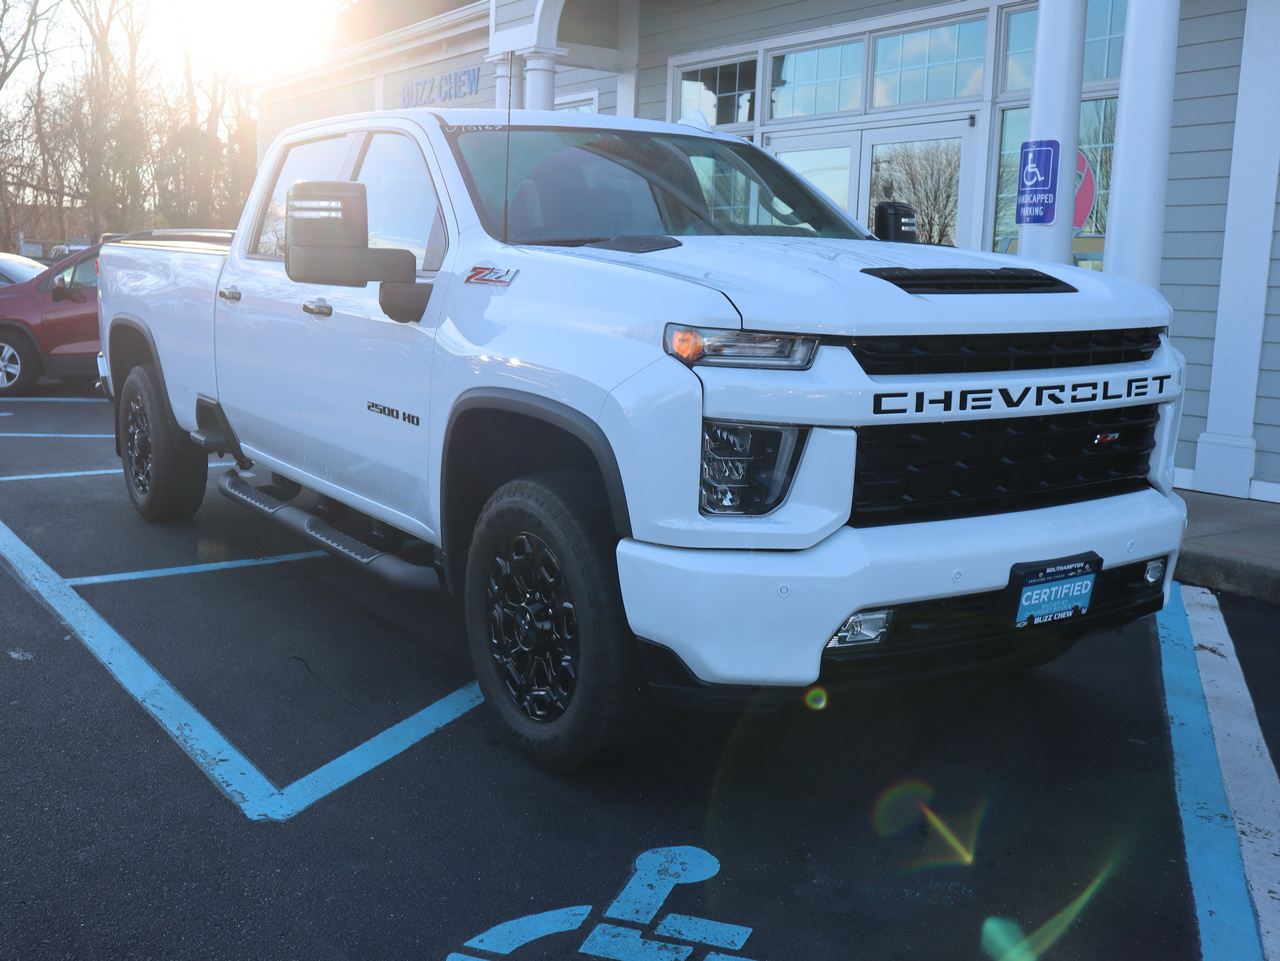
1175, 545, 1280, 607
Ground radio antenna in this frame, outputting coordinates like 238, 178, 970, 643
502, 50, 513, 244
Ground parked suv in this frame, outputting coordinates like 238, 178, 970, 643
0, 245, 101, 396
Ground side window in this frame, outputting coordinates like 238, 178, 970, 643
354, 133, 448, 271
70, 256, 98, 290
252, 135, 352, 258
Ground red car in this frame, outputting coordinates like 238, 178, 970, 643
0, 246, 102, 396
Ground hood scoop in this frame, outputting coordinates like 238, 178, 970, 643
585, 235, 683, 253
861, 266, 1077, 294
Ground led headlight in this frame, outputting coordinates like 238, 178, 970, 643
701, 420, 805, 515
665, 324, 818, 369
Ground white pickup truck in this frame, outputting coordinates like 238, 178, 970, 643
97, 108, 1186, 770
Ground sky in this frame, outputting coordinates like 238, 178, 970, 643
146, 0, 345, 86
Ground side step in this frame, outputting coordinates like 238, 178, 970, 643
216, 469, 440, 592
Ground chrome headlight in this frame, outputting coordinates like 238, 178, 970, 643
701, 420, 805, 515
665, 324, 818, 370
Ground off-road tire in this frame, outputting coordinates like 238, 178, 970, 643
118, 364, 208, 521
465, 471, 649, 772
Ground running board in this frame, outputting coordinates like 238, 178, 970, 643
216, 469, 440, 592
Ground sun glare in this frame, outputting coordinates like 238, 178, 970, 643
150, 0, 342, 84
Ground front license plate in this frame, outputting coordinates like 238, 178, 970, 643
1013, 554, 1100, 628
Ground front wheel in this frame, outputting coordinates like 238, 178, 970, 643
118, 364, 208, 521
465, 472, 649, 772
0, 332, 39, 397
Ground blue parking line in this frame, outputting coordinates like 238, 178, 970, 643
65, 551, 328, 586
1, 469, 119, 482
0, 518, 482, 821
1156, 585, 1264, 961
0, 432, 114, 438
0, 397, 107, 403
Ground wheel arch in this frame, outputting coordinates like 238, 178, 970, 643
0, 320, 45, 378
106, 317, 188, 455
440, 389, 632, 596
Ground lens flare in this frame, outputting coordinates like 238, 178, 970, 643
981, 858, 1116, 961
804, 686, 828, 710
873, 779, 987, 869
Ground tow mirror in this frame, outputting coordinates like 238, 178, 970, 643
873, 201, 918, 243
285, 181, 416, 288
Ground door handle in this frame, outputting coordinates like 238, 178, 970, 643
218, 286, 241, 302
302, 298, 332, 317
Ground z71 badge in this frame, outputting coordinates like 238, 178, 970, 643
465, 266, 519, 286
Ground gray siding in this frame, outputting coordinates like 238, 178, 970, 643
554, 67, 618, 113
560, 0, 619, 46
1161, 0, 1246, 470
1259, 187, 1280, 483
496, 0, 536, 30
633, 0, 934, 121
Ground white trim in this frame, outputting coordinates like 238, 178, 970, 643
1249, 479, 1280, 505
1193, 0, 1280, 499
1174, 466, 1196, 491
554, 90, 599, 113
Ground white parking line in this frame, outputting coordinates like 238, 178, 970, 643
1, 469, 119, 482
1182, 585, 1280, 960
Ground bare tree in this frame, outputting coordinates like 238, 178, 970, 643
0, 0, 58, 249
869, 138, 962, 246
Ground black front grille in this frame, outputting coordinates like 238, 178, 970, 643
852, 404, 1159, 526
843, 327, 1163, 375
861, 266, 1077, 294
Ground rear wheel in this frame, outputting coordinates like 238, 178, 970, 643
119, 364, 208, 521
465, 472, 649, 772
0, 332, 39, 397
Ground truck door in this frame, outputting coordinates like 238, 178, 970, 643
214, 133, 357, 462
295, 130, 450, 529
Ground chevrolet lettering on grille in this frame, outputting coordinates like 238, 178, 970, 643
871, 373, 1176, 416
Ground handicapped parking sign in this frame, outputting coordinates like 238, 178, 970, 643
447, 846, 767, 961
1016, 140, 1059, 226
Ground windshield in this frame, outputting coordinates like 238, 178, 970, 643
442, 125, 869, 246
0, 257, 46, 285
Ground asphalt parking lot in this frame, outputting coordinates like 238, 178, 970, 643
0, 380, 1262, 961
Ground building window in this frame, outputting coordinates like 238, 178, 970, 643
991, 98, 1116, 266
1003, 9, 1036, 92
872, 20, 985, 107
770, 41, 864, 120
1000, 0, 1128, 91
681, 60, 757, 125
1084, 0, 1127, 81
555, 93, 598, 113
870, 138, 963, 245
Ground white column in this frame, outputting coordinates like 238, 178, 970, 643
615, 0, 640, 118
1104, 0, 1179, 288
487, 53, 516, 109
519, 46, 567, 111
1017, 0, 1087, 264
1193, 0, 1280, 498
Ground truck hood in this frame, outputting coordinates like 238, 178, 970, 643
553, 236, 1170, 335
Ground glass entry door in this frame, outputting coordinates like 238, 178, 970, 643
766, 116, 980, 248
858, 119, 979, 248
766, 129, 861, 214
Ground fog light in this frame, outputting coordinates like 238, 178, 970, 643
1144, 559, 1165, 584
827, 609, 894, 649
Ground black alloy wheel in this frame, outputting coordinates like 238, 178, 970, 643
117, 364, 209, 521
485, 530, 579, 722
465, 471, 652, 771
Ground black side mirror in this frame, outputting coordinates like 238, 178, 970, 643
874, 202, 918, 243
285, 181, 416, 287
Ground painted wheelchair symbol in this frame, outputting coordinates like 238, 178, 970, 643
446, 846, 765, 961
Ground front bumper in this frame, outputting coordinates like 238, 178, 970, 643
616, 487, 1185, 690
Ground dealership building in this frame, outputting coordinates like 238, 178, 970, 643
256, 0, 1280, 504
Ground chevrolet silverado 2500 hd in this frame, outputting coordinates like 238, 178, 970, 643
97, 109, 1187, 770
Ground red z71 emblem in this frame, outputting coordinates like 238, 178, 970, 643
1094, 432, 1122, 445
465, 266, 519, 286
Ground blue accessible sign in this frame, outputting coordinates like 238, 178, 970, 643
1016, 139, 1060, 226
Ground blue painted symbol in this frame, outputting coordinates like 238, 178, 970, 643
446, 846, 766, 961
1016, 139, 1059, 226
